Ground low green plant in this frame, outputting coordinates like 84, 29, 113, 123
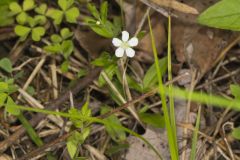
14, 16, 46, 41
9, 0, 35, 25
67, 99, 91, 159
44, 27, 74, 59
46, 0, 80, 25
85, 1, 121, 38
0, 0, 16, 27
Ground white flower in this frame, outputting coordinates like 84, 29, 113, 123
112, 31, 138, 58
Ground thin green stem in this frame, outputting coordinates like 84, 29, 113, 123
190, 106, 201, 160
148, 13, 179, 160
17, 113, 43, 146
167, 15, 178, 153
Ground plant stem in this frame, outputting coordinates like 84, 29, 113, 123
148, 13, 179, 160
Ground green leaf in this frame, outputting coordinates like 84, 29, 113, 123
67, 129, 90, 159
26, 86, 35, 96
35, 3, 47, 15
67, 132, 79, 159
60, 28, 73, 40
58, 0, 74, 11
89, 24, 114, 38
198, 0, 240, 31
0, 82, 8, 93
0, 93, 8, 107
0, 0, 16, 5
230, 84, 240, 100
47, 9, 63, 25
98, 64, 117, 87
9, 2, 22, 14
139, 113, 165, 128
101, 106, 126, 142
5, 96, 20, 116
232, 127, 240, 140
77, 69, 87, 78
127, 75, 143, 93
23, 0, 35, 11
60, 60, 69, 73
51, 34, 62, 43
27, 16, 36, 27
0, 6, 15, 27
143, 57, 168, 91
0, 58, 12, 73
31, 27, 45, 41
34, 15, 47, 25
58, 0, 67, 11
65, 7, 80, 23
91, 52, 114, 67
100, 1, 108, 23
87, 3, 100, 19
80, 97, 91, 118
16, 12, 28, 24
68, 108, 83, 128
44, 44, 62, 53
61, 40, 74, 59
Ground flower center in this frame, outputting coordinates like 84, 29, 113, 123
120, 42, 129, 49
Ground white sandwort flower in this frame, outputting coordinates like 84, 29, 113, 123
112, 31, 138, 58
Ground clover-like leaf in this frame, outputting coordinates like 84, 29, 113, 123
58, 0, 74, 11
35, 3, 47, 15
44, 44, 62, 53
62, 40, 74, 59
23, 0, 35, 11
14, 25, 31, 41
51, 34, 62, 43
34, 15, 46, 25
65, 7, 79, 23
9, 2, 22, 14
31, 26, 45, 41
16, 12, 28, 24
47, 9, 63, 25
60, 28, 73, 40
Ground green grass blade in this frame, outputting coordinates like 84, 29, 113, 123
190, 106, 201, 160
167, 15, 178, 153
17, 113, 43, 146
148, 13, 179, 160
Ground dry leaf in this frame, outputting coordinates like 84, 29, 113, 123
140, 0, 199, 15
172, 0, 234, 77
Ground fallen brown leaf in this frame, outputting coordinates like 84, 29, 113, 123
140, 0, 199, 15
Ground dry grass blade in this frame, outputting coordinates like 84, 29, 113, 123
140, 0, 199, 14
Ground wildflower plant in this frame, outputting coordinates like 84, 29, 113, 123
85, 1, 122, 38
112, 31, 139, 58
